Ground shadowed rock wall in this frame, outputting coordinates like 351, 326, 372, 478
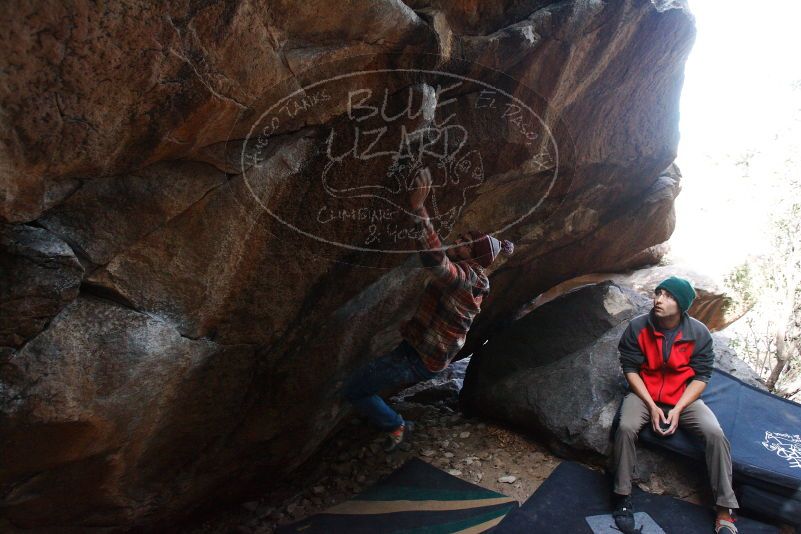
0, 0, 695, 529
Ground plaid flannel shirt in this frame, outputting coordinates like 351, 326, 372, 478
400, 207, 490, 372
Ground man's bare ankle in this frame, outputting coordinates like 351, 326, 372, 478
715, 506, 733, 520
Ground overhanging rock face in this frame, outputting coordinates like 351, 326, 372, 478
0, 0, 695, 529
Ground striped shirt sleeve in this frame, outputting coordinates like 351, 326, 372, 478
412, 206, 478, 290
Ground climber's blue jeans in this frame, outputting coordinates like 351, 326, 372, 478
343, 340, 439, 431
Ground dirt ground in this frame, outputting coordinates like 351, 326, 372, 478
184, 398, 564, 534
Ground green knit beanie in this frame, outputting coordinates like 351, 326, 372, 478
655, 276, 697, 313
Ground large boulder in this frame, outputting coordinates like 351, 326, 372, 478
460, 281, 764, 460
461, 281, 648, 457
1, 0, 696, 529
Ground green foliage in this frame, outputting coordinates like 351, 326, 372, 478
725, 170, 801, 395
724, 262, 756, 313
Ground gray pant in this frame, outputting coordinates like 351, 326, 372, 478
613, 392, 739, 509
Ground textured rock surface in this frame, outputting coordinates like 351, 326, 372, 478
0, 0, 696, 530
0, 224, 83, 348
0, 0, 435, 222
461, 281, 648, 457
1, 297, 257, 529
397, 356, 470, 406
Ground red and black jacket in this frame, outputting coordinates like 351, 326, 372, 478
618, 309, 714, 405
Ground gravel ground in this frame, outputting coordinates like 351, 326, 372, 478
184, 396, 564, 534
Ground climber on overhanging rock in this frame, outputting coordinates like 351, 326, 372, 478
612, 276, 739, 534
343, 167, 514, 453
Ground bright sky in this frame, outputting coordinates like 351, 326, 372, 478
670, 0, 801, 280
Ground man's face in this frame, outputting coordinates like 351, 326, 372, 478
446, 233, 474, 262
653, 288, 680, 319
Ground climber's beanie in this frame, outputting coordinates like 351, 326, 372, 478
469, 232, 515, 268
655, 276, 697, 313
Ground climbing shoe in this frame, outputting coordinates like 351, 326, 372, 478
383, 421, 414, 453
612, 493, 636, 534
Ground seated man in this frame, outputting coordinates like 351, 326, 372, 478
343, 169, 513, 452
612, 276, 739, 534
